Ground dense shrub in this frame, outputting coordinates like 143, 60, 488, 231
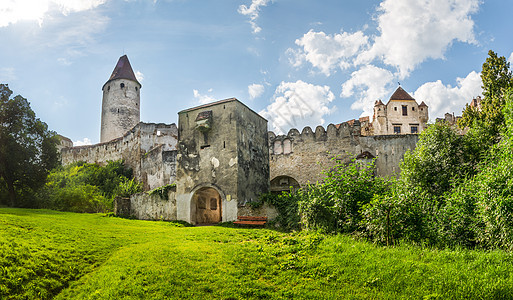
258, 191, 301, 231
298, 158, 389, 234
39, 160, 140, 213
272, 158, 387, 234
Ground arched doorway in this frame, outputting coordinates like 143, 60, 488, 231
270, 176, 301, 194
192, 187, 222, 224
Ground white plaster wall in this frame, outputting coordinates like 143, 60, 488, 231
223, 195, 238, 222
176, 193, 192, 223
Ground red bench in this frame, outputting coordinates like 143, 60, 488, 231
233, 216, 267, 226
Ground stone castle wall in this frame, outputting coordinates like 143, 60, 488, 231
268, 120, 419, 188
61, 122, 178, 190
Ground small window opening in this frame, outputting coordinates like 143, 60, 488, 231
135, 87, 138, 91
120, 83, 125, 88
412, 107, 415, 111
394, 107, 397, 111
200, 145, 211, 149
117, 109, 120, 113
210, 198, 217, 210
107, 86, 110, 91
198, 197, 206, 209
394, 126, 401, 134
223, 141, 226, 148
402, 105, 408, 116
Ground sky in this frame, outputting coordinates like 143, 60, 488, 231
1, 0, 512, 145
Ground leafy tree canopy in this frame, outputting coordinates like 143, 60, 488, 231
459, 50, 513, 139
0, 84, 59, 207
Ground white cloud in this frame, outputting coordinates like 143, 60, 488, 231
260, 80, 335, 134
357, 0, 479, 78
289, 30, 369, 76
73, 137, 92, 146
238, 0, 271, 34
193, 89, 216, 105
0, 0, 107, 27
135, 70, 144, 82
57, 58, 72, 66
508, 52, 513, 64
413, 71, 482, 120
41, 11, 109, 48
341, 65, 394, 117
0, 68, 17, 82
248, 83, 264, 100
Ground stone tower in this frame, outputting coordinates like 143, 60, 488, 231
100, 55, 141, 143
175, 98, 270, 225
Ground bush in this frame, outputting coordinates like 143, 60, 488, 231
298, 158, 389, 234
116, 178, 143, 198
259, 191, 301, 231
40, 160, 140, 213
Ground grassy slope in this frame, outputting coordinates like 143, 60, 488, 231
1, 208, 512, 299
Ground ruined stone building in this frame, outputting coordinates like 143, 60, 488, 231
60, 55, 429, 224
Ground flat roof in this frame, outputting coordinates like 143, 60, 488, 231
178, 97, 267, 122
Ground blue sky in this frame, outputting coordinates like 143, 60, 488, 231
1, 0, 512, 145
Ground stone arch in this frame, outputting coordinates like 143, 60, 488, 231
190, 184, 224, 225
270, 175, 300, 194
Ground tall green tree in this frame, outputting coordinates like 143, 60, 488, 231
400, 122, 479, 200
459, 50, 513, 139
0, 84, 59, 207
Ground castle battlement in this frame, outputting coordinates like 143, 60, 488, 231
61, 122, 178, 190
58, 55, 426, 224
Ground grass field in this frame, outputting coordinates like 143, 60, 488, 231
1, 208, 513, 299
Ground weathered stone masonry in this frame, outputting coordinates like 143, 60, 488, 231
268, 122, 419, 192
59, 55, 426, 224
62, 122, 178, 191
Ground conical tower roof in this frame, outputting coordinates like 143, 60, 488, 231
103, 55, 141, 88
389, 86, 415, 101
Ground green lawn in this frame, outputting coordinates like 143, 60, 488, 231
1, 208, 512, 299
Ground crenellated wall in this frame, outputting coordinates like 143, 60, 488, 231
268, 120, 419, 188
61, 122, 178, 190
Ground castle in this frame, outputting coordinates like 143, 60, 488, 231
60, 55, 428, 224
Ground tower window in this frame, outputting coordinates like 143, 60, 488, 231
412, 107, 415, 111
402, 105, 408, 116
394, 107, 397, 111
107, 86, 110, 91
135, 87, 138, 91
120, 83, 125, 88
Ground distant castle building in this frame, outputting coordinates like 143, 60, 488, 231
370, 87, 428, 135
60, 55, 429, 224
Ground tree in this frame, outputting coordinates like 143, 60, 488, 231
459, 50, 513, 138
400, 122, 477, 200
0, 84, 59, 207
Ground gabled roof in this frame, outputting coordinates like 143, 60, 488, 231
389, 86, 415, 101
104, 55, 140, 87
419, 101, 428, 107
